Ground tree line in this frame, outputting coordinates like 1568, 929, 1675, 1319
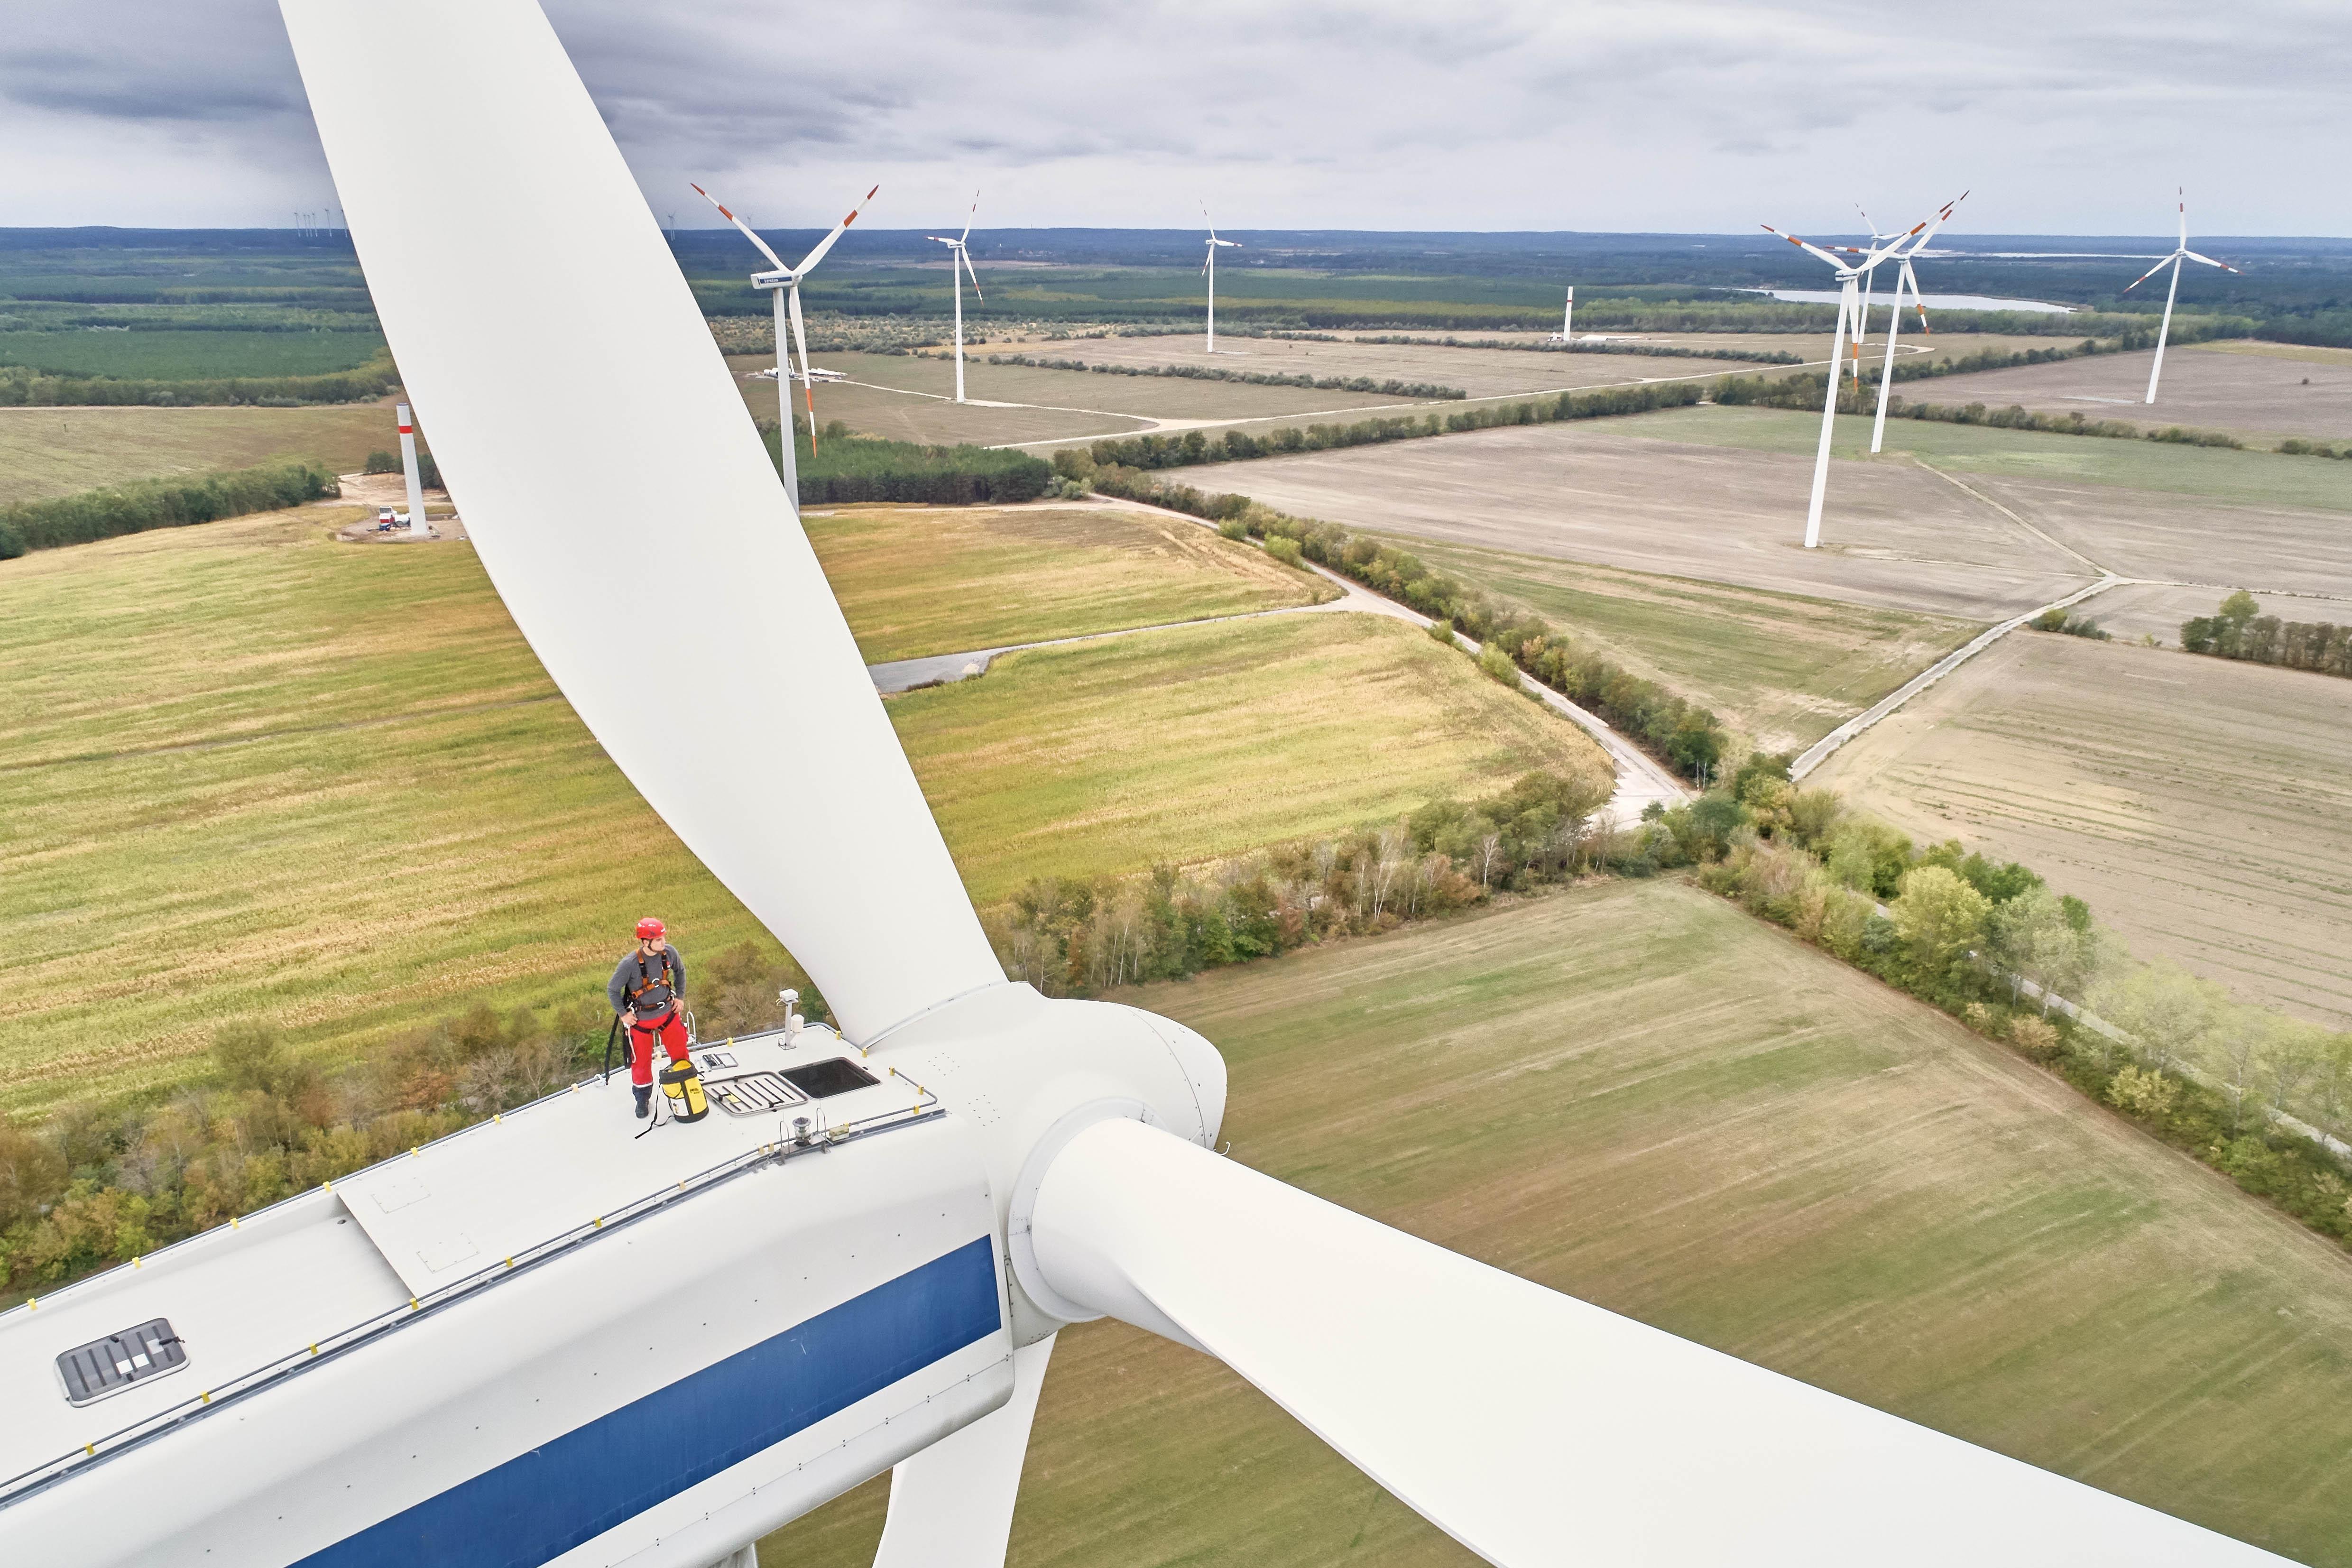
1350, 333, 1801, 365
1716, 371, 2259, 451
364, 447, 442, 489
992, 771, 1614, 993
1682, 763, 2352, 1251
1079, 378, 1706, 474
0, 352, 399, 408
1067, 454, 1731, 777
2181, 590, 2352, 677
0, 945, 818, 1297
757, 420, 1051, 505
0, 459, 339, 558
984, 352, 1468, 401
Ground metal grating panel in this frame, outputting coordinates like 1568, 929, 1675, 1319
704, 1071, 810, 1118
56, 1318, 187, 1407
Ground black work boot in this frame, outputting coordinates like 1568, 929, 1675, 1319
633, 1085, 652, 1119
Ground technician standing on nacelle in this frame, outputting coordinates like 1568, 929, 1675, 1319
610, 918, 689, 1119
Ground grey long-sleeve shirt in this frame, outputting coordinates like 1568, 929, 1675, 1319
609, 944, 686, 1019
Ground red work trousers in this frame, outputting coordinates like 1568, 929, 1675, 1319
628, 1010, 691, 1087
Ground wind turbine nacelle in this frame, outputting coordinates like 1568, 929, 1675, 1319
0, 987, 1222, 1566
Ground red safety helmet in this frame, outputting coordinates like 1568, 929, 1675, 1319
635, 917, 666, 941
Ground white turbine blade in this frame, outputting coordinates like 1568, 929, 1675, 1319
1030, 1120, 2289, 1568
2123, 252, 2180, 292
959, 188, 979, 246
792, 183, 880, 275
873, 1335, 1053, 1568
2177, 187, 2189, 247
282, 0, 1000, 1042
1760, 223, 1850, 271
688, 181, 786, 272
962, 246, 984, 303
2182, 249, 2239, 273
787, 281, 821, 445
1903, 258, 1934, 334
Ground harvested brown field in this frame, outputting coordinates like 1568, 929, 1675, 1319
1392, 538, 1981, 753
1919, 341, 2352, 443
1812, 630, 2352, 1024
1002, 332, 1762, 399
1185, 413, 2099, 620
722, 349, 1414, 447
763, 880, 2352, 1567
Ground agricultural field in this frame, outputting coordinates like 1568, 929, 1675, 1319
807, 504, 1331, 664
1917, 341, 2352, 444
1812, 630, 2352, 1025
722, 349, 1409, 448
0, 403, 401, 506
1188, 402, 2352, 618
0, 502, 1595, 1109
762, 879, 2352, 1567
0, 327, 386, 381
1389, 538, 1981, 753
1186, 410, 2100, 620
892, 611, 1609, 904
994, 330, 1765, 399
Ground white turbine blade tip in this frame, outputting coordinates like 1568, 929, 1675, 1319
1031, 1120, 2293, 1568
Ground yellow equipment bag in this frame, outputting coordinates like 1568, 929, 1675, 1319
659, 1057, 709, 1123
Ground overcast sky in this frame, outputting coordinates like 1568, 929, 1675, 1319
3, 0, 2345, 238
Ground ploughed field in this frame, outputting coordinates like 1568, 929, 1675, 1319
1387, 537, 1982, 755
0, 502, 1597, 1109
1917, 341, 2352, 445
0, 403, 401, 507
1185, 403, 2352, 620
763, 879, 2352, 1568
1813, 631, 2352, 1025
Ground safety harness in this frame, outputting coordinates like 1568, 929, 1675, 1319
626, 948, 678, 1017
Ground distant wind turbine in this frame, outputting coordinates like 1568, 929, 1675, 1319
1762, 198, 1955, 549
1202, 207, 1240, 353
692, 180, 878, 497
929, 192, 983, 404
1550, 285, 1575, 344
2125, 190, 2239, 405
1861, 193, 1967, 453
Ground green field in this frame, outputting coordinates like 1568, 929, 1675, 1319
0, 506, 1597, 1109
809, 506, 1330, 663
894, 611, 1607, 903
765, 878, 2352, 1567
1635, 403, 2352, 511
0, 328, 386, 380
1390, 537, 1980, 752
0, 404, 399, 506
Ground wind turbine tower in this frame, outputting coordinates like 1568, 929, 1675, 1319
2125, 190, 2238, 405
929, 193, 983, 404
1553, 285, 1575, 343
692, 180, 878, 501
1201, 208, 1239, 353
1762, 200, 1952, 548
1863, 193, 1966, 453
396, 401, 428, 538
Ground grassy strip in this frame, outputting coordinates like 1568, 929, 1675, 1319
984, 351, 1466, 400
757, 420, 1051, 505
1072, 455, 1730, 775
0, 350, 400, 408
0, 459, 338, 557
1081, 377, 1706, 472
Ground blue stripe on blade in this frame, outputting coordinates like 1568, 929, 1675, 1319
297, 1235, 1000, 1568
